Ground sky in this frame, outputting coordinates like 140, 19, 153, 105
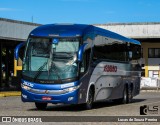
0, 0, 160, 24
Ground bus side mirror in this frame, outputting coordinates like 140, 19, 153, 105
14, 42, 25, 77
14, 42, 25, 60
78, 43, 88, 62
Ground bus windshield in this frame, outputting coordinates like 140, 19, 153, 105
22, 37, 80, 82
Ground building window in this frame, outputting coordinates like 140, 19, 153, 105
148, 48, 160, 58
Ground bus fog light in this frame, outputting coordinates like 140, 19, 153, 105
68, 97, 74, 101
22, 94, 27, 99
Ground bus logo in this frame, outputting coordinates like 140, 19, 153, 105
104, 65, 117, 72
23, 81, 34, 87
45, 90, 49, 94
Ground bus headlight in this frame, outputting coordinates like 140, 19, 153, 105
63, 85, 79, 93
21, 84, 31, 91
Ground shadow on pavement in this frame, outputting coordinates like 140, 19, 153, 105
28, 98, 146, 112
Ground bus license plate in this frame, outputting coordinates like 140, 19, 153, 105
42, 96, 52, 100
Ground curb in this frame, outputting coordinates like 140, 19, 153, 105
0, 91, 21, 97
140, 90, 160, 92
140, 87, 160, 92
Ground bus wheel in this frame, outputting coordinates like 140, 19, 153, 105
123, 87, 128, 104
128, 85, 132, 103
122, 85, 132, 104
85, 88, 94, 110
35, 102, 47, 110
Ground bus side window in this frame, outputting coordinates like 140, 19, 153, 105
80, 48, 91, 74
130, 44, 141, 60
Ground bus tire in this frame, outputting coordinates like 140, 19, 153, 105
35, 102, 47, 110
123, 86, 128, 104
130, 83, 134, 99
122, 85, 132, 104
85, 88, 94, 110
128, 85, 132, 103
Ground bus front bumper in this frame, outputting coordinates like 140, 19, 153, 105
21, 88, 79, 104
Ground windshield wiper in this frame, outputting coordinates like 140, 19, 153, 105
55, 52, 74, 58
33, 62, 47, 82
48, 62, 62, 84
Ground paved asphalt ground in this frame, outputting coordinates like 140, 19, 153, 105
0, 91, 160, 125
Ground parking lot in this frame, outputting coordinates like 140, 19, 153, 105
0, 92, 160, 119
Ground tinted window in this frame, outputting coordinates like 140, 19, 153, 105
93, 43, 128, 62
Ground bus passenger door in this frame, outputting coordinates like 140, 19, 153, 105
78, 47, 92, 104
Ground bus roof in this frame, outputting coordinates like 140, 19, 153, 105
94, 26, 140, 45
30, 24, 140, 45
30, 24, 91, 37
